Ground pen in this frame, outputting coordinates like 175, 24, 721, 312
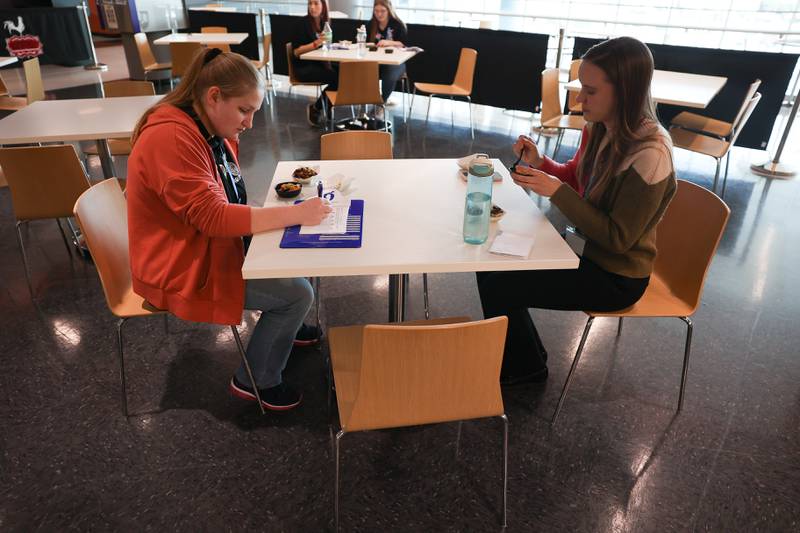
317, 180, 323, 198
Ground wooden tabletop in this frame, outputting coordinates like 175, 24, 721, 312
301, 45, 418, 66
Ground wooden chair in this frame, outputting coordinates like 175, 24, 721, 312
0, 145, 90, 298
170, 42, 204, 80
670, 79, 761, 139
201, 26, 231, 53
133, 32, 172, 82
411, 48, 478, 138
670, 92, 761, 198
567, 59, 582, 113
0, 58, 44, 111
250, 33, 273, 86
73, 179, 266, 417
551, 180, 730, 425
328, 316, 509, 530
539, 67, 586, 159
285, 42, 323, 98
320, 131, 392, 160
326, 61, 385, 131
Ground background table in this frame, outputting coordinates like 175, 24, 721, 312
566, 69, 727, 109
153, 33, 248, 46
301, 45, 418, 66
243, 158, 578, 321
0, 57, 18, 68
0, 95, 161, 178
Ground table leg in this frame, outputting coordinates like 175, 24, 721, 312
388, 273, 407, 322
96, 139, 116, 179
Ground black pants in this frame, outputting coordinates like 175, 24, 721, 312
379, 64, 406, 102
293, 62, 339, 110
476, 258, 649, 378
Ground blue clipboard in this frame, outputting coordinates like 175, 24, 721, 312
280, 200, 363, 248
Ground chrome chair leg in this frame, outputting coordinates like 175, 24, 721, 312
15, 221, 34, 299
410, 86, 416, 118
616, 317, 623, 336
501, 413, 508, 528
334, 429, 344, 531
117, 318, 129, 417
553, 129, 564, 160
65, 218, 84, 258
551, 316, 595, 426
712, 157, 721, 193
382, 105, 388, 132
425, 93, 432, 123
677, 316, 693, 412
467, 95, 474, 139
720, 151, 732, 199
449, 95, 454, 126
231, 325, 266, 415
422, 273, 430, 320
55, 218, 72, 258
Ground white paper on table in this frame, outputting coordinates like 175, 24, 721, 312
299, 200, 351, 234
489, 231, 535, 258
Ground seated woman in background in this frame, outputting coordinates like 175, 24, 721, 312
291, 0, 337, 127
478, 36, 676, 385
127, 49, 331, 410
368, 0, 407, 103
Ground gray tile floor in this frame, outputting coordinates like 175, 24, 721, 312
1, 58, 799, 531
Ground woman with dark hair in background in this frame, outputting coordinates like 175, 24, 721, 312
368, 0, 408, 103
291, 0, 337, 126
478, 37, 677, 385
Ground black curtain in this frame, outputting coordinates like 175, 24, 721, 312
0, 7, 92, 66
187, 10, 259, 60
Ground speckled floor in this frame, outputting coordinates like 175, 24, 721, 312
1, 61, 799, 532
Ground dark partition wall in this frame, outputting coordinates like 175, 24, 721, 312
270, 15, 549, 113
187, 9, 259, 60
572, 38, 798, 150
0, 6, 92, 66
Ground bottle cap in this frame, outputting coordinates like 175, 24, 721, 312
469, 155, 494, 177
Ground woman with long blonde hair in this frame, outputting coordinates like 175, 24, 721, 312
128, 48, 331, 410
478, 37, 676, 385
367, 0, 408, 102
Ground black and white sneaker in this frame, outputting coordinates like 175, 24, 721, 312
229, 377, 303, 411
306, 104, 322, 127
293, 323, 322, 346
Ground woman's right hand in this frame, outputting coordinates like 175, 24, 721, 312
512, 135, 544, 168
313, 37, 325, 49
296, 196, 332, 225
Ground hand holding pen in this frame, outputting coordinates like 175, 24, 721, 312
511, 135, 544, 170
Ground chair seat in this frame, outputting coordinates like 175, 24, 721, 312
110, 287, 165, 319
83, 138, 133, 156
670, 127, 729, 159
144, 62, 172, 73
327, 90, 382, 107
414, 82, 470, 97
0, 95, 28, 111
568, 102, 583, 113
588, 273, 695, 319
671, 111, 732, 138
541, 113, 586, 131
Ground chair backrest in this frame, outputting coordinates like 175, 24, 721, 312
73, 178, 133, 313
200, 26, 231, 53
23, 57, 44, 104
730, 79, 761, 133
344, 317, 507, 431
0, 74, 9, 97
334, 61, 382, 106
0, 145, 90, 221
728, 92, 761, 148
285, 42, 299, 84
540, 67, 561, 123
653, 179, 730, 313
103, 79, 156, 98
567, 59, 582, 111
261, 33, 272, 64
320, 131, 393, 160
134, 32, 158, 69
452, 48, 477, 93
170, 42, 204, 78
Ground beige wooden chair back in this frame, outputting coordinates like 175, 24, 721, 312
320, 131, 392, 160
652, 180, 730, 313
73, 178, 135, 314
261, 33, 272, 64
727, 92, 761, 148
453, 48, 477, 93
170, 42, 204, 78
0, 74, 9, 97
0, 145, 90, 221
567, 59, 582, 112
286, 42, 299, 83
23, 57, 44, 104
334, 61, 382, 106
730, 79, 761, 133
103, 80, 156, 98
134, 32, 158, 69
540, 67, 561, 123
201, 26, 231, 53
344, 317, 507, 431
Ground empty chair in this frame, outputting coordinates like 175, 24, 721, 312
285, 43, 324, 98
73, 179, 266, 417
170, 42, 204, 79
670, 79, 761, 139
0, 145, 91, 298
411, 48, 477, 138
0, 57, 44, 111
328, 316, 509, 530
201, 26, 232, 53
551, 180, 730, 425
539, 67, 586, 159
326, 61, 385, 131
133, 32, 172, 82
670, 91, 761, 197
250, 33, 273, 84
567, 59, 582, 113
320, 131, 392, 160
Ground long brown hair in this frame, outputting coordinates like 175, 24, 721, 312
577, 37, 659, 202
368, 0, 406, 41
307, 0, 330, 34
132, 49, 264, 144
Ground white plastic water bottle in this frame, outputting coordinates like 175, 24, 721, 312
322, 21, 333, 51
356, 24, 367, 56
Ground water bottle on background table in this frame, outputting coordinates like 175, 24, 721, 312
356, 24, 367, 56
322, 21, 333, 51
463, 155, 494, 244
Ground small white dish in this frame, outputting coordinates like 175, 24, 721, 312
291, 165, 320, 184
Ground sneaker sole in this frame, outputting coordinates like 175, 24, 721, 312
293, 338, 320, 347
229, 379, 303, 411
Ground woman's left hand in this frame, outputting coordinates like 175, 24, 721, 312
377, 39, 391, 47
510, 166, 562, 197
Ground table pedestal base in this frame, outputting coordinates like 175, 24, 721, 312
751, 160, 796, 179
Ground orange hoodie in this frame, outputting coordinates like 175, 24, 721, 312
127, 104, 252, 325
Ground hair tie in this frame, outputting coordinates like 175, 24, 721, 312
203, 47, 223, 65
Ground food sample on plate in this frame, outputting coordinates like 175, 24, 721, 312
490, 204, 505, 220
292, 166, 318, 182
275, 181, 302, 198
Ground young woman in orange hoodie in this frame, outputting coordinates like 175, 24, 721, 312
127, 49, 331, 410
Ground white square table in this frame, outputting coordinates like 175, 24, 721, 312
0, 95, 162, 178
0, 56, 18, 68
153, 33, 249, 46
301, 45, 418, 66
243, 158, 579, 321
566, 69, 727, 109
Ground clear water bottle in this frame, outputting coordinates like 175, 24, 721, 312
463, 155, 494, 244
322, 21, 333, 51
356, 24, 367, 57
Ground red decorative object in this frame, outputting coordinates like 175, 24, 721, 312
6, 34, 43, 58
